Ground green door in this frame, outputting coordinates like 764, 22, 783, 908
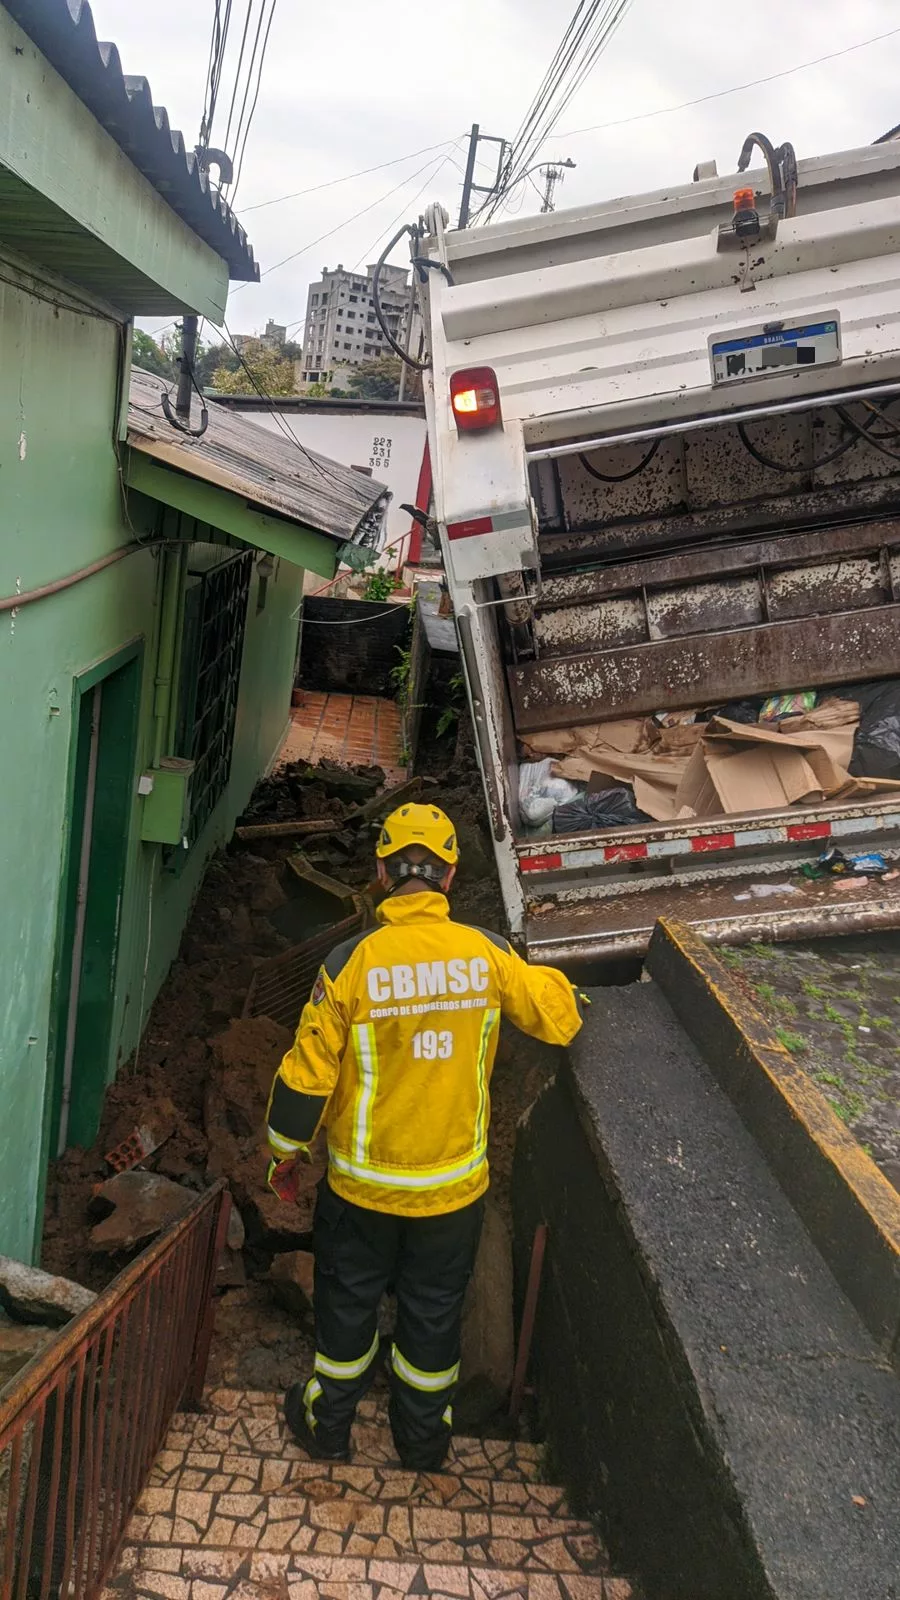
51, 648, 142, 1154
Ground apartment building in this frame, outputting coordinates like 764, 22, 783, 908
301, 262, 409, 383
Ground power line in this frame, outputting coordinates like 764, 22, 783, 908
222, 0, 255, 153
241, 139, 462, 212
214, 319, 364, 494
234, 147, 458, 300
229, 0, 278, 202
480, 0, 633, 222
559, 24, 900, 141
351, 147, 464, 272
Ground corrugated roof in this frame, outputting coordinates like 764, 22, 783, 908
128, 369, 390, 544
5, 0, 258, 282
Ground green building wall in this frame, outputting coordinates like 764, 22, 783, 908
0, 266, 304, 1263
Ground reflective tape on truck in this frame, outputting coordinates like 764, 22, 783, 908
518, 811, 900, 873
446, 509, 529, 541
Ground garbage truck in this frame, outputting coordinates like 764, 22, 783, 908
414, 134, 900, 963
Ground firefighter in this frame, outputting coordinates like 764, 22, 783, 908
266, 802, 584, 1470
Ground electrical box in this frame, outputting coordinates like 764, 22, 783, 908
140, 758, 195, 846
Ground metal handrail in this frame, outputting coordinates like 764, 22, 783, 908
0, 1180, 231, 1600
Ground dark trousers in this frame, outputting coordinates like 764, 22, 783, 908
303, 1180, 484, 1470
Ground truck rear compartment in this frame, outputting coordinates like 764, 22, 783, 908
497, 401, 900, 956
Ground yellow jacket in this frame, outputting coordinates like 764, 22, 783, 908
267, 891, 583, 1217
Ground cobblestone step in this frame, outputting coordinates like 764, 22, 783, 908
107, 1388, 638, 1600
148, 1445, 575, 1517
128, 1464, 601, 1571
104, 1545, 632, 1600
168, 1391, 543, 1485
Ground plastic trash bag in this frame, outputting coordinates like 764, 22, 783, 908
552, 787, 651, 834
715, 699, 763, 725
833, 680, 900, 779
518, 759, 582, 827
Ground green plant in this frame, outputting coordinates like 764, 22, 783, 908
873, 1016, 893, 1030
755, 982, 775, 1004
748, 942, 777, 960
775, 1027, 807, 1054
364, 570, 402, 603
802, 981, 826, 999
828, 1090, 865, 1124
390, 645, 412, 711
718, 947, 744, 969
435, 672, 466, 739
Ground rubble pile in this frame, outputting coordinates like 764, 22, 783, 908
36, 747, 528, 1422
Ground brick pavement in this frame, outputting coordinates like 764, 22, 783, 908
279, 694, 406, 784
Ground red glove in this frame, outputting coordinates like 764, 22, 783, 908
267, 1151, 310, 1203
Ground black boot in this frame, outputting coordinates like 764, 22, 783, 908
284, 1383, 351, 1462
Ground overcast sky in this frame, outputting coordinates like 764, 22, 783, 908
86, 0, 900, 344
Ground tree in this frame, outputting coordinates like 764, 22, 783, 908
210, 341, 297, 397
194, 339, 238, 390
347, 356, 403, 401
132, 329, 177, 379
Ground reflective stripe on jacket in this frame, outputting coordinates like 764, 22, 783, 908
267, 891, 583, 1217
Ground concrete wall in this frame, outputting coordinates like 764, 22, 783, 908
0, 265, 303, 1262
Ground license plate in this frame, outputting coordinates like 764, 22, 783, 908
710, 318, 841, 384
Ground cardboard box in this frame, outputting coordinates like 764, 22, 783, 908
705, 745, 824, 813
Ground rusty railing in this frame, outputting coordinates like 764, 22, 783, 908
0, 1180, 231, 1600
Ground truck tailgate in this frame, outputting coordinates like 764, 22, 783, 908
520, 798, 900, 962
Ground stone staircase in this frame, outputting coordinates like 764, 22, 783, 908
103, 1386, 637, 1600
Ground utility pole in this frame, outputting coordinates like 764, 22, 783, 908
458, 123, 480, 229
175, 315, 198, 419
457, 124, 509, 228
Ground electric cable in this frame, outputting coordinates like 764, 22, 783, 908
217, 321, 377, 498
351, 146, 462, 271
252, 149, 459, 306
837, 405, 900, 462
578, 438, 660, 481
736, 418, 857, 473
559, 25, 900, 141
229, 0, 278, 202
371, 226, 430, 371
222, 0, 255, 154
243, 139, 463, 212
480, 1, 632, 222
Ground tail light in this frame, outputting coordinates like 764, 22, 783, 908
450, 367, 502, 433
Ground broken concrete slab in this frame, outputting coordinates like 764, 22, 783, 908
0, 1256, 97, 1326
0, 1310, 56, 1390
268, 1250, 316, 1317
89, 1171, 195, 1254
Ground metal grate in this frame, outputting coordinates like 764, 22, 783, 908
0, 1183, 230, 1600
243, 908, 368, 1032
179, 550, 253, 849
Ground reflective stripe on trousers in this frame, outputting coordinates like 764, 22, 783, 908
391, 1343, 460, 1393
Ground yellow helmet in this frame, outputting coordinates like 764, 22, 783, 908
376, 803, 459, 865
